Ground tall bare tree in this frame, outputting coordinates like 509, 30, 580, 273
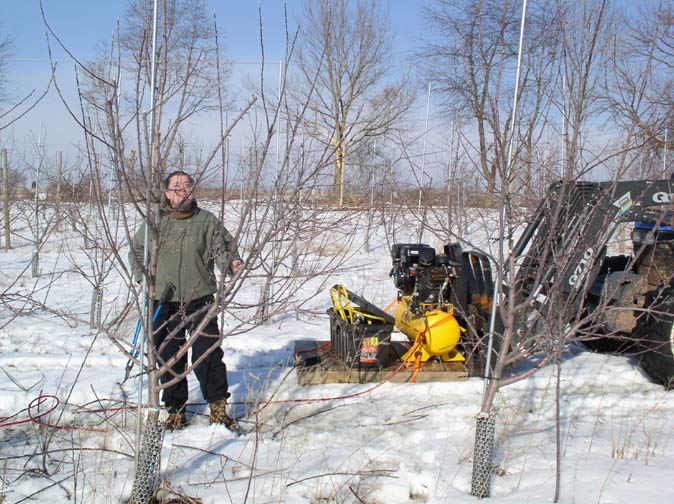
0, 26, 53, 134
605, 1, 674, 179
72, 0, 240, 394
78, 0, 232, 199
417, 1, 643, 499
293, 0, 414, 207
37, 0, 373, 499
558, 0, 616, 179
0, 29, 11, 104
42, 0, 248, 499
418, 0, 560, 195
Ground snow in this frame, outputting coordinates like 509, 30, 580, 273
1, 203, 673, 503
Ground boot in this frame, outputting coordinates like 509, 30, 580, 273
209, 399, 240, 433
165, 411, 188, 431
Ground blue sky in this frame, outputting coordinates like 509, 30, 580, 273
1, 1, 428, 165
7, 1, 424, 62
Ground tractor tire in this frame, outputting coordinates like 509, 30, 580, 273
583, 259, 641, 354
635, 291, 674, 390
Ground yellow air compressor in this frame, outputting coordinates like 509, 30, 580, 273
318, 243, 494, 383
389, 243, 468, 370
394, 296, 465, 363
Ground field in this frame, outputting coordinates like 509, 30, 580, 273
1, 201, 673, 503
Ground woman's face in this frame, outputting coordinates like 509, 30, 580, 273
165, 174, 194, 209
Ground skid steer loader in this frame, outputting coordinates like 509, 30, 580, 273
507, 178, 674, 388
389, 178, 674, 388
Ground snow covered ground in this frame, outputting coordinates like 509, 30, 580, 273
1, 202, 673, 503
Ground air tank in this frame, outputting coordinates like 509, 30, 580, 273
393, 297, 465, 362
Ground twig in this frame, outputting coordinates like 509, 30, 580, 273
286, 469, 398, 488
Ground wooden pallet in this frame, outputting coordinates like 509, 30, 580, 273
294, 339, 470, 385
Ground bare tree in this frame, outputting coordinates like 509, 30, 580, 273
77, 0, 232, 198
0, 26, 53, 133
605, 1, 674, 179
558, 0, 617, 179
31, 0, 373, 499
40, 0, 249, 499
0, 28, 12, 103
416, 2, 660, 499
293, 0, 414, 207
418, 0, 561, 196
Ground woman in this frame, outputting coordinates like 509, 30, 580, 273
129, 171, 243, 431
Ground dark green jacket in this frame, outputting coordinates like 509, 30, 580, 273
129, 204, 241, 303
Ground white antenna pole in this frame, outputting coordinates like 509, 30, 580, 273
418, 81, 432, 241
240, 140, 244, 201
389, 139, 394, 206
505, 2, 527, 189
484, 0, 529, 391
136, 0, 161, 462
275, 60, 282, 183
561, 71, 567, 179
223, 110, 230, 192
448, 119, 454, 192
107, 170, 114, 214
662, 126, 668, 180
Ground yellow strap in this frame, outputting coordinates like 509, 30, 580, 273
383, 298, 398, 313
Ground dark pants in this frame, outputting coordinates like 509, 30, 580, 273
152, 296, 229, 413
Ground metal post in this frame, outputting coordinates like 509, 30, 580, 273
239, 141, 244, 201
267, 59, 283, 323
130, 1, 162, 502
485, 0, 529, 391
84, 157, 96, 250
418, 82, 431, 242
55, 151, 62, 233
107, 165, 115, 215
2, 149, 10, 251
663, 127, 668, 179
32, 125, 44, 278
476, 1, 529, 499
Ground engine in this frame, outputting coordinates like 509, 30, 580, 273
390, 243, 465, 363
390, 244, 453, 311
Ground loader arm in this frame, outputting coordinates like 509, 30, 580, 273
511, 179, 674, 335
